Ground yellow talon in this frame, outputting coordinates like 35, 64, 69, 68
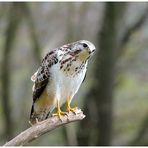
52, 111, 66, 117
67, 107, 77, 113
52, 99, 66, 118
66, 98, 77, 113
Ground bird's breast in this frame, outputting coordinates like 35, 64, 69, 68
46, 61, 87, 105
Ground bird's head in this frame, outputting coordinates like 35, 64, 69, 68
71, 40, 96, 62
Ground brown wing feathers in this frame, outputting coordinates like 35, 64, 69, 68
32, 50, 58, 102
30, 50, 59, 122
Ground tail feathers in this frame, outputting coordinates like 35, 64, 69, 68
29, 104, 53, 125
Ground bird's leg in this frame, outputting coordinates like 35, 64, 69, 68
52, 99, 66, 118
66, 97, 77, 113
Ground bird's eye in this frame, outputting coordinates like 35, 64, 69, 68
83, 43, 88, 48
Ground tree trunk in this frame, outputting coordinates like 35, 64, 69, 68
1, 3, 21, 140
95, 3, 121, 145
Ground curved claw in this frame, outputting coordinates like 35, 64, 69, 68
52, 99, 67, 121
67, 106, 77, 114
66, 98, 78, 114
52, 111, 67, 121
52, 111, 67, 117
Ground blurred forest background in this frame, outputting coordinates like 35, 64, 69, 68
0, 2, 148, 146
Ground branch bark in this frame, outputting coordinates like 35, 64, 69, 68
4, 109, 85, 146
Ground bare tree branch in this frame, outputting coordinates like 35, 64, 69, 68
119, 5, 148, 54
4, 109, 85, 146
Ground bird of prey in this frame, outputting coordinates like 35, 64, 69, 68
30, 40, 95, 124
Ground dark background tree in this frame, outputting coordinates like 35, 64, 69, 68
1, 3, 21, 140
95, 3, 119, 145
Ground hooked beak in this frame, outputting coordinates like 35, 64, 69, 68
89, 49, 95, 55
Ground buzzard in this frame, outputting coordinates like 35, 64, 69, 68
30, 40, 95, 124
